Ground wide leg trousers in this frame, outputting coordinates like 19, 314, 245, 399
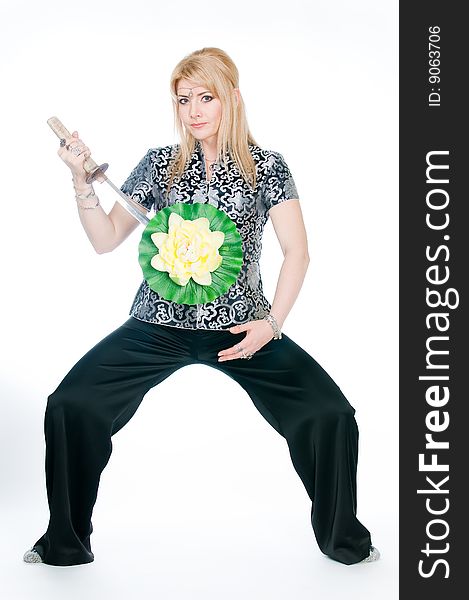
31, 316, 372, 566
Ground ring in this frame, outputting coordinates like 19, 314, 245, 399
59, 138, 66, 147
237, 344, 253, 360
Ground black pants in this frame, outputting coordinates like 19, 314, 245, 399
32, 316, 372, 566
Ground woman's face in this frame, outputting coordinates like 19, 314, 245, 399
176, 78, 222, 147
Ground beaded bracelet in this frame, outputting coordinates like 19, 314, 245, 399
71, 177, 98, 209
72, 177, 94, 194
75, 189, 100, 209
264, 313, 282, 339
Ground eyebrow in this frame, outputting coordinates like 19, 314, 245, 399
176, 90, 212, 97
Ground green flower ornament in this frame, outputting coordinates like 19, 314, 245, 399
138, 203, 244, 305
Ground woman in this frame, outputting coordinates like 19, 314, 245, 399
24, 47, 379, 567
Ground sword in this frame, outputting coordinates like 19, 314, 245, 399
47, 116, 150, 226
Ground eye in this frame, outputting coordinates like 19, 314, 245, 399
202, 95, 213, 102
178, 97, 188, 105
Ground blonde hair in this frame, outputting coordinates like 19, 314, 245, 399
166, 47, 258, 195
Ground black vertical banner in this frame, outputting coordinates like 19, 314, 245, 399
400, 1, 467, 597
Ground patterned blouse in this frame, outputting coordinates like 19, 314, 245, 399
120, 140, 300, 330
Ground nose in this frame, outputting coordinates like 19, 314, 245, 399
189, 99, 202, 120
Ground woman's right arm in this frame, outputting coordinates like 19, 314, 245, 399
61, 131, 148, 254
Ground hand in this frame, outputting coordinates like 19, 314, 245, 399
57, 131, 106, 185
217, 319, 274, 362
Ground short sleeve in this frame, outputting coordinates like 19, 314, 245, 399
119, 149, 154, 211
261, 152, 299, 213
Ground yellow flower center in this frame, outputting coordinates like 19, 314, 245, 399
150, 212, 225, 286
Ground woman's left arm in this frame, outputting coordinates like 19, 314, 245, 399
264, 198, 310, 329
218, 199, 310, 361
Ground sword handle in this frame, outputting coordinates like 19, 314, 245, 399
47, 116, 109, 184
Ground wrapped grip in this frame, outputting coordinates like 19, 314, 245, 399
47, 116, 72, 140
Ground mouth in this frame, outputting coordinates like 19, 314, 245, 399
191, 123, 207, 128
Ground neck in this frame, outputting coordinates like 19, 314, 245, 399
200, 136, 218, 161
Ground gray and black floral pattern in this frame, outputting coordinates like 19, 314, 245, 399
120, 140, 299, 330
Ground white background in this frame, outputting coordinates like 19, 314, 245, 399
0, 1, 398, 598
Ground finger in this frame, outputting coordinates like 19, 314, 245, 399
68, 143, 88, 157
218, 343, 243, 357
229, 324, 249, 334
218, 355, 235, 362
76, 145, 89, 154
65, 133, 84, 146
218, 344, 246, 360
218, 350, 246, 362
218, 351, 241, 362
60, 138, 79, 151
218, 348, 233, 359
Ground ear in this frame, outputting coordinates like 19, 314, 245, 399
233, 87, 241, 105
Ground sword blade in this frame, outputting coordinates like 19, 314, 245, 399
102, 176, 151, 226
